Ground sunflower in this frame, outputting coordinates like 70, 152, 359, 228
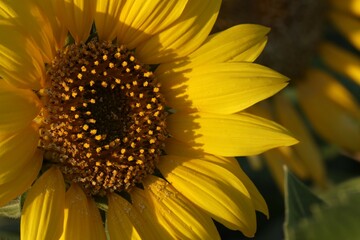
0, 0, 297, 238
214, 0, 360, 191
297, 0, 360, 159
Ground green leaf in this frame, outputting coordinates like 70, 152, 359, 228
284, 167, 324, 228
0, 231, 19, 240
0, 198, 22, 218
285, 171, 360, 240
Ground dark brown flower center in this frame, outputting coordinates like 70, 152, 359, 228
38, 40, 167, 196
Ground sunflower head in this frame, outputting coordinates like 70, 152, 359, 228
0, 0, 298, 239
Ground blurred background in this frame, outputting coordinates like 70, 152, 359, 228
1, 0, 360, 239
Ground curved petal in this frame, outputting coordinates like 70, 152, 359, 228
108, 193, 171, 239
329, 10, 360, 50
164, 138, 269, 218
0, 25, 45, 89
297, 69, 360, 153
0, 0, 58, 61
0, 125, 39, 182
0, 82, 40, 132
142, 175, 220, 239
117, 0, 188, 49
60, 184, 106, 240
58, 0, 96, 43
273, 94, 327, 188
95, 0, 124, 41
320, 41, 360, 85
160, 62, 288, 114
21, 167, 65, 240
0, 150, 42, 207
168, 111, 298, 157
156, 24, 269, 76
136, 0, 221, 64
0, 83, 41, 132
330, 0, 360, 17
158, 154, 257, 237
33, 0, 68, 50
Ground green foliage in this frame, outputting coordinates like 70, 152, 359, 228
285, 168, 360, 240
0, 197, 21, 219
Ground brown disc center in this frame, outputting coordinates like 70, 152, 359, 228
38, 40, 167, 196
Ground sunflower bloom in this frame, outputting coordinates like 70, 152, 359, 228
0, 0, 297, 238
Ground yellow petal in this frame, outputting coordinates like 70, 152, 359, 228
164, 138, 269, 218
329, 10, 360, 50
60, 184, 106, 240
108, 193, 171, 239
0, 0, 58, 61
262, 150, 287, 193
0, 125, 39, 183
59, 0, 96, 43
0, 25, 45, 89
95, 0, 124, 41
168, 111, 298, 156
297, 69, 360, 153
33, 0, 68, 50
158, 154, 257, 237
142, 175, 220, 239
330, 0, 360, 17
117, 0, 188, 49
0, 150, 42, 207
273, 94, 327, 188
160, 62, 288, 114
156, 24, 269, 76
320, 41, 360, 85
136, 0, 221, 64
21, 167, 65, 240
0, 83, 41, 132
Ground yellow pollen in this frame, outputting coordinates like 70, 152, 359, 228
71, 92, 78, 98
115, 78, 121, 84
77, 73, 82, 79
128, 156, 134, 161
90, 129, 97, 135
88, 119, 96, 124
144, 72, 152, 78
95, 135, 102, 141
143, 81, 149, 87
114, 52, 121, 58
96, 147, 102, 153
134, 65, 140, 70
101, 81, 108, 88
91, 69, 96, 74
90, 80, 95, 86
146, 104, 152, 109
81, 66, 87, 72
78, 86, 84, 91
122, 61, 128, 67
129, 56, 135, 61
70, 106, 76, 111
90, 98, 96, 104
74, 114, 80, 119
153, 87, 159, 93
83, 143, 90, 148
77, 133, 83, 139
103, 55, 108, 61
94, 60, 99, 65
109, 62, 115, 68
121, 149, 126, 154
86, 153, 92, 158
82, 124, 89, 131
